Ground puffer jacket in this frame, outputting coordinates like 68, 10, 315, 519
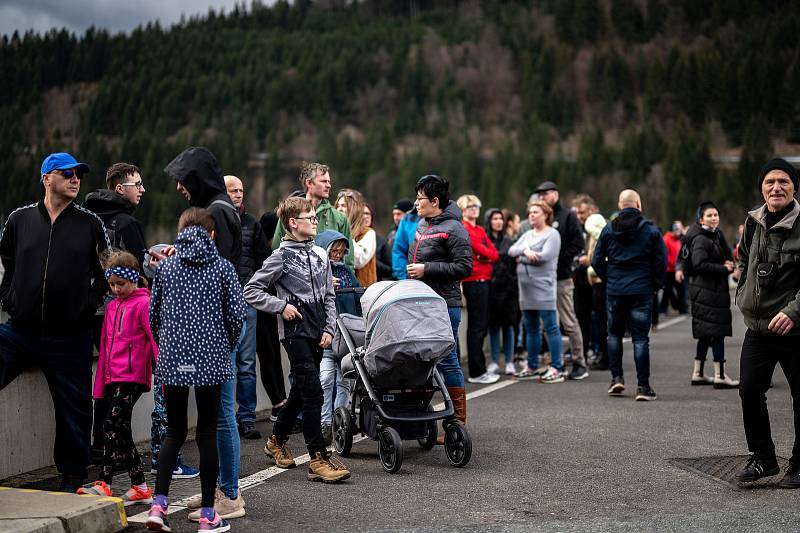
736, 199, 800, 335
164, 147, 242, 268
408, 201, 473, 307
686, 224, 733, 339
150, 226, 245, 386
94, 288, 157, 399
238, 209, 269, 285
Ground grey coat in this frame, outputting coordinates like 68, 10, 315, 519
509, 227, 561, 311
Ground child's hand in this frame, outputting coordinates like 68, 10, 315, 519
282, 304, 303, 321
332, 276, 341, 289
319, 332, 333, 348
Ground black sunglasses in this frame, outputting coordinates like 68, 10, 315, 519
52, 169, 81, 179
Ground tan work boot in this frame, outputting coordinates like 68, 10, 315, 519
308, 451, 351, 483
264, 435, 296, 468
437, 386, 467, 445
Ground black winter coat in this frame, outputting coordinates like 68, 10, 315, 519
487, 230, 519, 327
687, 224, 733, 339
84, 189, 147, 265
408, 201, 473, 307
552, 201, 585, 281
239, 211, 269, 285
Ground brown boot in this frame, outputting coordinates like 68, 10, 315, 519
308, 451, 351, 483
264, 435, 296, 468
437, 386, 467, 445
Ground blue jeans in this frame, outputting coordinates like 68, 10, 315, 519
523, 310, 563, 371
217, 323, 245, 499
235, 305, 258, 424
439, 308, 465, 388
488, 325, 514, 366
607, 293, 652, 387
0, 321, 93, 477
320, 350, 353, 425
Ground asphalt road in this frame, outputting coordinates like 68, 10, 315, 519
124, 304, 800, 532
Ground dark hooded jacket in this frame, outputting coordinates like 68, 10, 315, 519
239, 208, 269, 285
552, 201, 585, 281
484, 208, 519, 327
592, 207, 667, 296
83, 189, 147, 265
164, 147, 242, 268
408, 201, 473, 307
685, 223, 733, 339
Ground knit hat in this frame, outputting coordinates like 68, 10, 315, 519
393, 199, 414, 213
758, 158, 799, 191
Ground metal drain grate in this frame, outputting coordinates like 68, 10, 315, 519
670, 455, 790, 489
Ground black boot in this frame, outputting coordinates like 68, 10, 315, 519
779, 461, 800, 489
735, 455, 780, 484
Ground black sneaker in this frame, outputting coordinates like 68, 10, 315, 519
778, 462, 800, 489
635, 386, 657, 401
238, 421, 262, 440
735, 455, 780, 484
568, 365, 589, 381
607, 376, 625, 395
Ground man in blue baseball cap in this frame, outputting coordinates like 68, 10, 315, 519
0, 151, 109, 492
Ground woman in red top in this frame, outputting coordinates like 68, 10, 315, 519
458, 194, 500, 384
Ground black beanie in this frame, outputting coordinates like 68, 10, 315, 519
758, 158, 799, 190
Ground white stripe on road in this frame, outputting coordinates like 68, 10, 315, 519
622, 315, 687, 343
127, 378, 517, 522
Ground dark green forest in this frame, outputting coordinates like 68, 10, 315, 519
2, 0, 800, 238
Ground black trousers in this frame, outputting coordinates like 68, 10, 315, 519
591, 283, 608, 360
660, 272, 687, 314
739, 329, 800, 462
274, 337, 326, 456
155, 385, 221, 508
256, 310, 287, 405
574, 278, 593, 356
463, 281, 490, 378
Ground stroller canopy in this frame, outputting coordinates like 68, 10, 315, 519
360, 280, 455, 387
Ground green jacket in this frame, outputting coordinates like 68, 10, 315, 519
736, 199, 800, 335
272, 198, 354, 267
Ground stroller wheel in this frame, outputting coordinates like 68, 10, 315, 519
332, 406, 354, 457
418, 419, 437, 450
378, 427, 403, 474
444, 421, 472, 468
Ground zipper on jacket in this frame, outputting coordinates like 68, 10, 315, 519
412, 223, 434, 263
107, 303, 123, 378
128, 344, 133, 373
753, 224, 768, 325
40, 222, 54, 334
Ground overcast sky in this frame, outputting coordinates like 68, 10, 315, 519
0, 0, 261, 37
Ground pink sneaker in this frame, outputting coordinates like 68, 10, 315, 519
197, 511, 231, 532
145, 504, 171, 532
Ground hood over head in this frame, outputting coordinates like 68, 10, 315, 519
174, 225, 219, 266
483, 207, 503, 233
315, 229, 348, 255
84, 189, 135, 217
164, 147, 226, 207
610, 207, 647, 244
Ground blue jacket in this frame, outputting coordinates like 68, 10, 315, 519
150, 226, 246, 386
391, 212, 420, 280
315, 229, 361, 315
591, 208, 667, 297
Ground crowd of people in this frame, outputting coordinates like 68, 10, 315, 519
1, 150, 799, 533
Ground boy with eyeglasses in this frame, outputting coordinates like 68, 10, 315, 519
244, 196, 351, 483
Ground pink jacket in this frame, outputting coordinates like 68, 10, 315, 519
94, 287, 157, 399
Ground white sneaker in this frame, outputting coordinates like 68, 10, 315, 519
486, 362, 500, 374
467, 372, 501, 384
505, 362, 516, 375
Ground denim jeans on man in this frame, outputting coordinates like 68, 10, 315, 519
522, 310, 563, 371
607, 293, 652, 387
320, 349, 352, 425
235, 305, 259, 425
439, 308, 465, 388
0, 321, 93, 478
217, 321, 246, 499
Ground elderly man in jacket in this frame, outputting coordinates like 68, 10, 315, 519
734, 158, 800, 489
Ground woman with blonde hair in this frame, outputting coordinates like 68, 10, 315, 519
335, 189, 377, 287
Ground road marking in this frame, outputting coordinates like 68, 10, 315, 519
622, 315, 687, 343
128, 378, 516, 522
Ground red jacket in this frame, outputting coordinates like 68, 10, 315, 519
462, 220, 499, 282
663, 232, 682, 273
94, 287, 157, 399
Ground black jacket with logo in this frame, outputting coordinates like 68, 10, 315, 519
408, 201, 473, 307
0, 201, 110, 336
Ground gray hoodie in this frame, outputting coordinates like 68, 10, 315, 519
244, 238, 336, 341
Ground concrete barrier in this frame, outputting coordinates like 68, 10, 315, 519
0, 487, 126, 532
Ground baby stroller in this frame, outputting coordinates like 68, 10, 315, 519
331, 280, 472, 473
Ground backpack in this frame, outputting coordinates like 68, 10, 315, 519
104, 214, 126, 250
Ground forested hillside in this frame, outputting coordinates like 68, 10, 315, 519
2, 0, 799, 237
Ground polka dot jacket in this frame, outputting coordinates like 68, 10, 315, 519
149, 225, 246, 386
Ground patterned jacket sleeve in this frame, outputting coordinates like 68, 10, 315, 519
243, 250, 289, 315
149, 267, 163, 345
323, 258, 337, 336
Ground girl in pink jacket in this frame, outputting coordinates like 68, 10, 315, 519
78, 250, 156, 505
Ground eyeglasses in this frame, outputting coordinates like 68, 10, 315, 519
52, 169, 80, 179
466, 204, 481, 209
415, 196, 430, 202
121, 181, 145, 191
295, 215, 319, 224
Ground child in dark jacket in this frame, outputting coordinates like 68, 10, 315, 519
146, 208, 245, 533
78, 250, 155, 505
315, 230, 360, 444
244, 197, 351, 483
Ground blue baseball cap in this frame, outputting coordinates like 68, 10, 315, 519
40, 152, 90, 182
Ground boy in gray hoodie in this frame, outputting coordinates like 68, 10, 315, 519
244, 197, 350, 483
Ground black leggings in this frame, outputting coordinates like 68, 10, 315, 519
100, 382, 145, 485
696, 336, 724, 362
155, 385, 221, 507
